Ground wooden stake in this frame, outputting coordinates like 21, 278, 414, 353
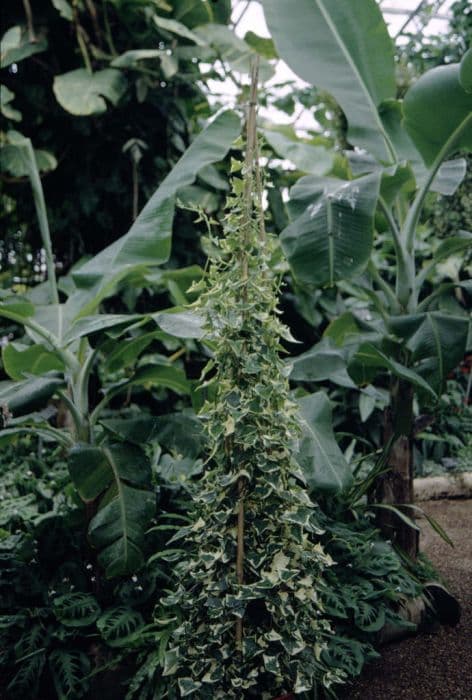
235, 56, 260, 651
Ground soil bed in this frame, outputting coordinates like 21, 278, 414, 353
340, 499, 472, 700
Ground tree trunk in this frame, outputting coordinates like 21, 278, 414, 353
372, 379, 419, 559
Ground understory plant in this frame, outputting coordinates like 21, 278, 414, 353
263, 0, 472, 557
159, 70, 344, 698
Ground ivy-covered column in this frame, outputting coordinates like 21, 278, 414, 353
160, 64, 343, 699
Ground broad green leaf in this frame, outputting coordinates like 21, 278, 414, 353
432, 230, 472, 262
0, 131, 57, 176
69, 443, 154, 577
348, 343, 436, 397
194, 24, 274, 80
89, 480, 155, 578
104, 331, 161, 372
264, 128, 333, 175
263, 0, 396, 161
153, 309, 205, 339
459, 48, 472, 92
403, 63, 472, 166
70, 110, 240, 314
0, 26, 47, 67
296, 392, 353, 493
63, 313, 144, 345
0, 86, 21, 121
281, 172, 381, 286
100, 416, 160, 445
0, 374, 64, 416
290, 338, 357, 388
2, 342, 64, 380
153, 14, 207, 45
123, 365, 190, 395
68, 442, 150, 502
406, 313, 469, 393
53, 69, 127, 116
51, 0, 73, 21
244, 31, 277, 60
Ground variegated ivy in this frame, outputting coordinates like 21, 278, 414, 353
159, 79, 344, 698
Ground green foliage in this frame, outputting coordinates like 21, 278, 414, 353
263, 0, 397, 161
160, 160, 344, 696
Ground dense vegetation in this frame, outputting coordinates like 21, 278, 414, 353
1, 0, 470, 697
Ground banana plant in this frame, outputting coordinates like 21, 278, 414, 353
263, 0, 472, 556
0, 110, 240, 576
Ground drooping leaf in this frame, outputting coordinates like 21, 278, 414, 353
403, 63, 472, 166
295, 391, 353, 493
0, 130, 57, 176
63, 313, 144, 345
407, 313, 469, 392
264, 127, 333, 176
53, 68, 127, 116
281, 172, 381, 286
153, 308, 205, 339
2, 342, 64, 380
69, 443, 155, 577
70, 110, 241, 314
263, 0, 396, 160
0, 26, 47, 67
89, 480, 155, 577
348, 343, 437, 397
0, 374, 64, 415
194, 24, 274, 80
290, 338, 357, 388
153, 14, 207, 45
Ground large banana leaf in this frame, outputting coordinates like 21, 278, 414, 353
68, 443, 155, 577
389, 312, 469, 393
262, 0, 396, 161
403, 63, 472, 166
295, 392, 353, 493
70, 110, 240, 314
281, 172, 381, 286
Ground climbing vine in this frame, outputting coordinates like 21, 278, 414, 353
159, 65, 344, 698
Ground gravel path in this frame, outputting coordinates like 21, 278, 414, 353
340, 499, 472, 700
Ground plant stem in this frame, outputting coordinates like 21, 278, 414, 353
23, 140, 59, 305
403, 113, 472, 255
367, 260, 399, 313
22, 0, 37, 42
235, 56, 260, 650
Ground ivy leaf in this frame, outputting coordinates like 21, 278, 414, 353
53, 68, 127, 116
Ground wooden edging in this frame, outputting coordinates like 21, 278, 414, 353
413, 471, 472, 501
